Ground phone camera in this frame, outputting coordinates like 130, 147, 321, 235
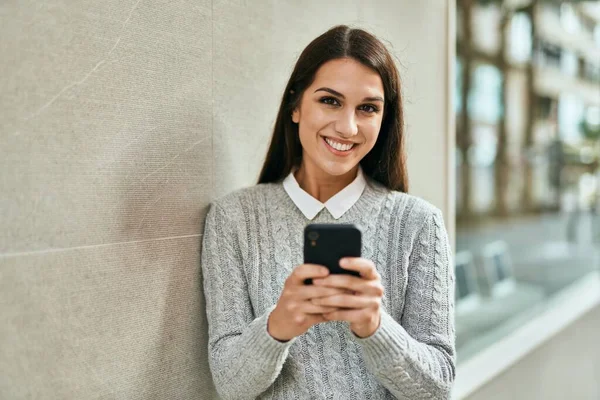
308, 231, 319, 241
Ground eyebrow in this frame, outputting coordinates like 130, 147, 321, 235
314, 87, 384, 103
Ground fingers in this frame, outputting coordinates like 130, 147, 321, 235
321, 306, 382, 338
313, 276, 384, 297
304, 314, 328, 326
311, 294, 380, 309
301, 303, 340, 314
285, 311, 328, 327
297, 285, 351, 300
288, 264, 329, 286
339, 258, 380, 280
322, 308, 365, 322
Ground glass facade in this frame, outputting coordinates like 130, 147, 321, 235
454, 0, 600, 365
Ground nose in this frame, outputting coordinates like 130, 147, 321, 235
334, 109, 358, 138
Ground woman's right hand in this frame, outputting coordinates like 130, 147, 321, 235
267, 264, 349, 342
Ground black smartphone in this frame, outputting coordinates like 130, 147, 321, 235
303, 223, 362, 285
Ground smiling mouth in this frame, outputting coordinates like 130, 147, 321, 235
322, 136, 357, 152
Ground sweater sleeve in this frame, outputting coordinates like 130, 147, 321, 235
352, 208, 456, 399
201, 203, 295, 400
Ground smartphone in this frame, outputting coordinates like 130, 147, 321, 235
303, 223, 362, 285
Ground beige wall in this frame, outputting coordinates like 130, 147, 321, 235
0, 1, 452, 398
465, 305, 600, 400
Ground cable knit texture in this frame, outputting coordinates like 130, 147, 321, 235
201, 178, 456, 400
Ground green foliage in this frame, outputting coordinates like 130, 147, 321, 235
581, 119, 600, 141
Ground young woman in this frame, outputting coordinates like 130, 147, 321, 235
201, 25, 455, 399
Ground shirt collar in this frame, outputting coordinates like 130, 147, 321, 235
282, 167, 367, 220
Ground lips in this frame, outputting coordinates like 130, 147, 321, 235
324, 137, 355, 151
321, 136, 358, 156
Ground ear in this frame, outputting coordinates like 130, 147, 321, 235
292, 107, 300, 124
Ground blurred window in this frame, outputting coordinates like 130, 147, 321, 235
583, 61, 600, 83
536, 40, 562, 69
560, 3, 580, 34
536, 96, 555, 119
468, 64, 503, 124
558, 94, 585, 143
509, 12, 532, 63
560, 50, 578, 77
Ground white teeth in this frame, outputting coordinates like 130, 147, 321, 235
324, 137, 354, 152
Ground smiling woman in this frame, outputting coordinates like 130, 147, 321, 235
201, 25, 455, 400
291, 59, 385, 194
259, 25, 407, 197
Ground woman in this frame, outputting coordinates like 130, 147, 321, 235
201, 25, 455, 399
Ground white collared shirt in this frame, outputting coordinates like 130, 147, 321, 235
282, 167, 367, 220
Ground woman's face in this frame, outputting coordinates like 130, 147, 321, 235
292, 58, 385, 178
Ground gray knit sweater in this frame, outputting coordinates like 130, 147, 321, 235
201, 178, 456, 399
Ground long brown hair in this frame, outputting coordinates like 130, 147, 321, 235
258, 25, 408, 192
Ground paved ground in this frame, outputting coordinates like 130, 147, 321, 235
456, 210, 599, 294
454, 211, 600, 361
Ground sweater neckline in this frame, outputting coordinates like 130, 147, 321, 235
272, 176, 391, 226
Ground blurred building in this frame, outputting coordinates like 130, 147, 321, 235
456, 0, 600, 219
453, 2, 600, 398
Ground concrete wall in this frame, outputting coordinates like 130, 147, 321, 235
465, 304, 600, 400
0, 1, 452, 398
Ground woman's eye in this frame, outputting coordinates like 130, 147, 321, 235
320, 97, 340, 106
360, 104, 379, 114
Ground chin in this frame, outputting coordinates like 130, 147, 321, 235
318, 160, 359, 177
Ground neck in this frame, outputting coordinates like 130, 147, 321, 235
294, 162, 358, 203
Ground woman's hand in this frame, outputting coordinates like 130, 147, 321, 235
268, 264, 350, 342
310, 258, 384, 338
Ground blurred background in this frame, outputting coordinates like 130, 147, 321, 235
453, 0, 600, 397
0, 1, 599, 399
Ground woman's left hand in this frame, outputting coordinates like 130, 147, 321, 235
311, 257, 384, 338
